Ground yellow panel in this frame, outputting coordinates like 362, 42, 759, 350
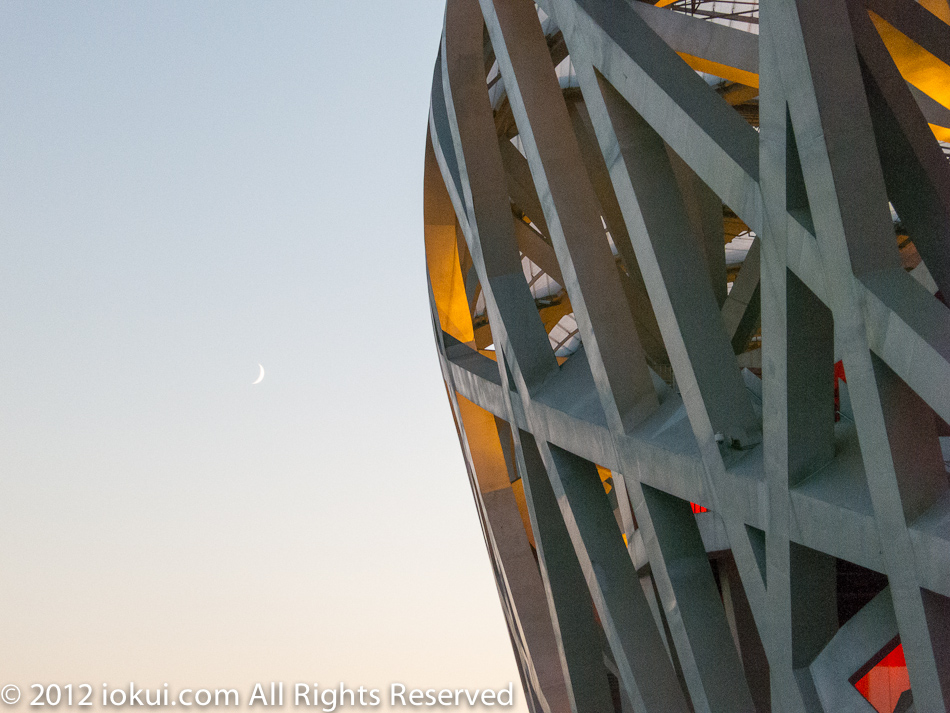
425, 131, 475, 344
869, 9, 950, 141
596, 464, 613, 495
919, 0, 950, 24
930, 123, 950, 142
677, 52, 760, 88
455, 392, 512, 493
425, 224, 474, 343
671, 8, 950, 141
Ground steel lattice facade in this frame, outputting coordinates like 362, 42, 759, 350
423, 1, 950, 711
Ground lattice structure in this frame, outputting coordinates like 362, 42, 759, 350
423, 0, 950, 711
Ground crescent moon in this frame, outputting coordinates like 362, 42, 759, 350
252, 364, 265, 385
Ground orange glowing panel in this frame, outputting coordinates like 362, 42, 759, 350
676, 53, 760, 88
596, 464, 614, 495
855, 645, 910, 713
869, 10, 950, 140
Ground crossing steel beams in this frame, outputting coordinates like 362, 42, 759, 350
425, 1, 950, 710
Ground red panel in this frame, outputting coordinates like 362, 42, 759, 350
834, 360, 846, 421
855, 644, 910, 713
834, 359, 847, 383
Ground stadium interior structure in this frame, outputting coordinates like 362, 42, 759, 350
424, 0, 950, 711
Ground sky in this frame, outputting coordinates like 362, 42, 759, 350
0, 3, 527, 710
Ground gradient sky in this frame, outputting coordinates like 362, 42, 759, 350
0, 3, 527, 710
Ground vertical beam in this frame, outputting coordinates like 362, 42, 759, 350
585, 70, 760, 448
564, 97, 671, 370
442, 0, 560, 391
537, 442, 690, 713
627, 481, 756, 713
666, 148, 729, 310
498, 139, 552, 240
871, 355, 947, 523
768, 0, 948, 708
758, 4, 814, 709
785, 270, 835, 485
789, 543, 838, 670
848, 0, 950, 304
720, 557, 772, 713
455, 394, 573, 713
516, 432, 615, 713
479, 0, 659, 433
721, 237, 762, 355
